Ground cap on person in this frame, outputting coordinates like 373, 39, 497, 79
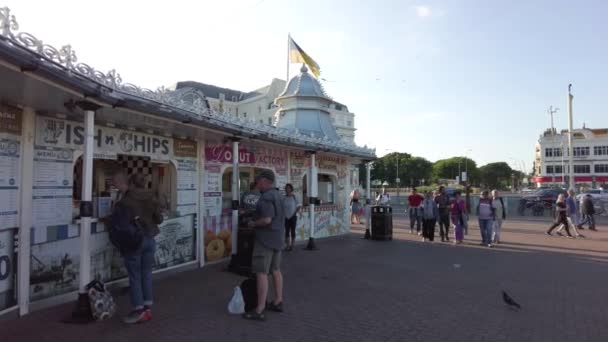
255, 169, 275, 183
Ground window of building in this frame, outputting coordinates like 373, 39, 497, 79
268, 102, 274, 109
546, 165, 563, 174
267, 117, 272, 125
573, 147, 590, 157
346, 121, 352, 127
595, 164, 608, 173
258, 105, 262, 114
574, 165, 590, 174
236, 108, 239, 115
545, 148, 553, 157
243, 112, 247, 118
553, 148, 563, 157
335, 104, 343, 111
302, 173, 336, 205
594, 146, 608, 155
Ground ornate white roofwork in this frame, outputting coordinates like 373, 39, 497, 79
0, 6, 375, 159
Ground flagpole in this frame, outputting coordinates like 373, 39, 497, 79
286, 33, 290, 81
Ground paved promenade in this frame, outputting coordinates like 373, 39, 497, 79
2, 214, 607, 342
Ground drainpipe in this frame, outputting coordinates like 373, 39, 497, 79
305, 151, 318, 250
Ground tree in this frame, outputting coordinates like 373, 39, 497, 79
432, 157, 478, 184
357, 152, 432, 187
478, 162, 513, 189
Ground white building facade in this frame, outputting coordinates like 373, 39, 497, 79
173, 78, 357, 142
533, 127, 608, 188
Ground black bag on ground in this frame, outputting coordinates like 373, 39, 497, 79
240, 277, 258, 312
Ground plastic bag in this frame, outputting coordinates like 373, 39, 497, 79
227, 286, 245, 314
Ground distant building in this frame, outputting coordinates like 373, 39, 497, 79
533, 127, 608, 188
173, 73, 356, 142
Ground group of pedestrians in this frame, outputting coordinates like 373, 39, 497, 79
546, 190, 597, 238
408, 186, 506, 247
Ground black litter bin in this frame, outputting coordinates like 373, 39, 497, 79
371, 206, 393, 240
228, 214, 256, 276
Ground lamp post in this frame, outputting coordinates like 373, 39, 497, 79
565, 84, 575, 190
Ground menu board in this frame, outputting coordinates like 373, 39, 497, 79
32, 147, 73, 227
202, 163, 222, 217
0, 139, 20, 229
176, 159, 197, 215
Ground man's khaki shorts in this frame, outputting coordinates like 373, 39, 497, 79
251, 240, 282, 274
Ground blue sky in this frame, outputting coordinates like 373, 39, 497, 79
6, 0, 608, 171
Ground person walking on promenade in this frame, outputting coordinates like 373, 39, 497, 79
284, 183, 301, 251
546, 194, 573, 237
243, 170, 285, 321
579, 194, 597, 231
111, 173, 164, 324
435, 186, 451, 242
421, 191, 439, 242
377, 189, 391, 206
350, 188, 362, 225
450, 192, 466, 244
556, 190, 585, 238
476, 190, 495, 247
491, 190, 506, 244
408, 187, 424, 235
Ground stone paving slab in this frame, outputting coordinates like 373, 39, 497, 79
1, 215, 607, 342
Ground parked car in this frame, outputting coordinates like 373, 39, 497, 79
576, 189, 608, 202
518, 188, 567, 216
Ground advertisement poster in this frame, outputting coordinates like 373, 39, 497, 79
32, 147, 73, 227
0, 230, 14, 293
0, 229, 15, 311
31, 216, 196, 301
154, 215, 195, 268
0, 139, 20, 229
35, 116, 174, 160
295, 206, 349, 241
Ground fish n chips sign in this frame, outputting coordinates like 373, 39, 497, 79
35, 117, 174, 160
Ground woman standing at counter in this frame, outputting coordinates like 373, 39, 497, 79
111, 173, 164, 324
283, 183, 301, 251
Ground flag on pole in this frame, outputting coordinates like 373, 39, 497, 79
288, 36, 321, 78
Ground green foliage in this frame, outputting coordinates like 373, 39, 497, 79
432, 157, 478, 184
478, 162, 514, 189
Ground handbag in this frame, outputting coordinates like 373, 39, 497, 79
86, 280, 116, 321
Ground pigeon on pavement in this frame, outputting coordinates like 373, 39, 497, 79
502, 290, 521, 310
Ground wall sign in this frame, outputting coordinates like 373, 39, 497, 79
35, 116, 173, 160
174, 139, 197, 158
0, 104, 22, 135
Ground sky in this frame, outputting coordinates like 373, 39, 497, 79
4, 0, 608, 172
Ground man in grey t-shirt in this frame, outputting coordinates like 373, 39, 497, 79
243, 170, 285, 321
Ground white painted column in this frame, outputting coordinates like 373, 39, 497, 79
197, 139, 204, 268
17, 107, 35, 316
78, 109, 95, 293
231, 139, 239, 255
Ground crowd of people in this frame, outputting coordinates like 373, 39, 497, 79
353, 186, 599, 246
546, 189, 597, 237
406, 186, 506, 247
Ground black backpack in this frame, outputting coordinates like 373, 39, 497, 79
240, 277, 258, 312
109, 204, 144, 254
